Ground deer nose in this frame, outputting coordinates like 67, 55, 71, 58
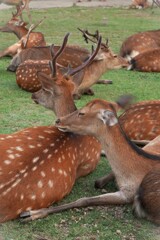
55, 119, 61, 125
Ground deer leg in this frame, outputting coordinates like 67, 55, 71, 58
97, 80, 113, 84
20, 191, 128, 222
83, 88, 95, 96
95, 172, 115, 189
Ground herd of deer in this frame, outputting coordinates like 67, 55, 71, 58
0, 0, 160, 226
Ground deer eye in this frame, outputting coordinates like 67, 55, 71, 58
78, 112, 85, 117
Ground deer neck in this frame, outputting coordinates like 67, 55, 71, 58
82, 59, 109, 87
14, 27, 28, 39
54, 97, 77, 118
98, 123, 158, 188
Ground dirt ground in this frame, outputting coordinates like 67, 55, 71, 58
0, 0, 145, 10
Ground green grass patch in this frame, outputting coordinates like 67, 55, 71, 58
0, 5, 160, 240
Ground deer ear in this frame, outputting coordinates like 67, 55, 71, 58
98, 110, 118, 126
94, 52, 105, 61
37, 72, 53, 94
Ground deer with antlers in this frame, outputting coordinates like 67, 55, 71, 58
0, 33, 104, 223
0, 0, 31, 23
13, 29, 127, 98
20, 99, 160, 224
0, 11, 46, 58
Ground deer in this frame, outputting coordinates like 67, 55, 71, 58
14, 29, 127, 98
7, 43, 90, 72
20, 99, 160, 224
0, 11, 46, 58
32, 72, 160, 191
128, 48, 160, 72
0, 0, 31, 23
119, 99, 160, 141
0, 33, 104, 223
130, 0, 149, 8
120, 29, 160, 60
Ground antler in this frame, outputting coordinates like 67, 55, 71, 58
67, 35, 102, 76
49, 32, 70, 78
78, 28, 109, 49
12, 1, 26, 19
22, 17, 46, 48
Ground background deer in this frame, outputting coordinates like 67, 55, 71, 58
22, 99, 160, 224
130, 0, 149, 8
0, 13, 46, 58
0, 34, 103, 223
15, 29, 126, 98
128, 48, 160, 72
120, 29, 160, 60
7, 42, 90, 71
0, 0, 31, 23
119, 100, 160, 141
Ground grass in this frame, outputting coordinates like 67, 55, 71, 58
0, 5, 160, 240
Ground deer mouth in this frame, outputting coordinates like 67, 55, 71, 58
57, 127, 68, 132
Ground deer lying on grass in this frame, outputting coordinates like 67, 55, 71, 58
120, 29, 160, 60
128, 48, 160, 72
15, 33, 95, 94
7, 43, 90, 71
0, 34, 103, 223
0, 9, 46, 58
0, 0, 31, 23
21, 99, 160, 224
119, 100, 160, 141
15, 29, 126, 98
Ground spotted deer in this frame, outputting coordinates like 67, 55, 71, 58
15, 33, 96, 94
0, 0, 31, 23
15, 29, 127, 98
7, 42, 90, 72
33, 74, 160, 191
128, 48, 160, 72
21, 99, 160, 224
0, 35, 103, 223
119, 100, 160, 141
0, 13, 46, 58
120, 29, 160, 60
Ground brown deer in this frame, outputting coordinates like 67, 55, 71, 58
7, 43, 90, 71
130, 0, 149, 8
0, 13, 46, 58
128, 48, 160, 72
119, 100, 160, 141
15, 29, 126, 98
0, 0, 31, 23
21, 99, 160, 224
32, 74, 160, 191
120, 29, 160, 60
22, 99, 160, 224
0, 34, 103, 223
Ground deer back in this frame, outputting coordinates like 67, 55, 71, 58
119, 100, 160, 141
8, 45, 89, 72
134, 164, 160, 225
129, 48, 160, 72
120, 30, 160, 59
